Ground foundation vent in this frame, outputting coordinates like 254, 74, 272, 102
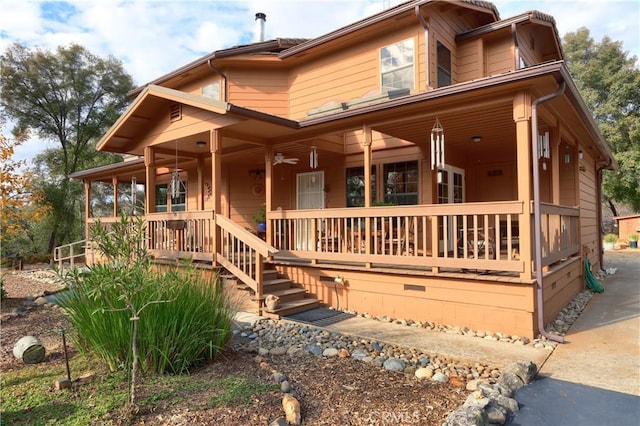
404, 284, 425, 292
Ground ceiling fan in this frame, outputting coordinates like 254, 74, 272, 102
273, 152, 299, 165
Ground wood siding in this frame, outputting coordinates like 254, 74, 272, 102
277, 265, 537, 338
540, 258, 582, 327
579, 151, 600, 269
485, 36, 514, 77
457, 39, 483, 82
227, 69, 290, 116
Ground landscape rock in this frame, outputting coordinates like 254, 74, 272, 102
322, 348, 339, 357
280, 380, 291, 393
432, 372, 449, 383
415, 367, 434, 379
383, 357, 405, 372
269, 347, 288, 356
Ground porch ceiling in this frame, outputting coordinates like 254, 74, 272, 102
370, 100, 516, 155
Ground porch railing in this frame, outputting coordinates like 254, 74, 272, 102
268, 201, 580, 276
86, 212, 278, 307
215, 214, 278, 307
538, 202, 580, 267
146, 211, 215, 261
54, 239, 93, 271
268, 202, 526, 273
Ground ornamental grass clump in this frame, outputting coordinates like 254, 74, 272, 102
59, 215, 238, 411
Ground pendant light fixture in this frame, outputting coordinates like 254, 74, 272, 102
169, 140, 184, 200
309, 145, 318, 169
430, 117, 445, 170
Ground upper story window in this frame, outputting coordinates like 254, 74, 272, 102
202, 82, 220, 100
380, 38, 414, 91
437, 41, 451, 87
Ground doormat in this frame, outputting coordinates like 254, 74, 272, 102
285, 307, 355, 327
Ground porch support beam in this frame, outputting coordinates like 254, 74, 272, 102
144, 146, 156, 214
112, 176, 119, 218
551, 126, 561, 205
265, 146, 274, 247
363, 125, 373, 267
513, 91, 533, 280
197, 156, 205, 210
84, 180, 91, 240
211, 130, 222, 262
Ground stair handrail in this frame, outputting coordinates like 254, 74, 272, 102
215, 214, 278, 313
54, 239, 95, 271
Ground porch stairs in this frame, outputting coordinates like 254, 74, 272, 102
224, 266, 320, 318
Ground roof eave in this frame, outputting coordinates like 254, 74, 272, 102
127, 39, 303, 97
280, 0, 498, 59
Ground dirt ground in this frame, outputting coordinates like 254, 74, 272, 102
0, 268, 466, 425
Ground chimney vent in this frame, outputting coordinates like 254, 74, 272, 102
255, 12, 266, 42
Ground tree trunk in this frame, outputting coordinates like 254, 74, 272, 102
606, 198, 619, 218
47, 227, 58, 254
130, 314, 139, 413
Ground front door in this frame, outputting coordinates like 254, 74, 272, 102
296, 171, 324, 250
437, 165, 465, 253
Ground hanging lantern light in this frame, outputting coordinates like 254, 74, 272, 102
309, 145, 318, 169
431, 117, 445, 170
169, 140, 184, 200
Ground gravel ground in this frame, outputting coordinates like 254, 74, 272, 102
0, 266, 466, 425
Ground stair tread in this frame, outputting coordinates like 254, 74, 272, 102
267, 288, 306, 296
268, 298, 319, 313
263, 278, 292, 286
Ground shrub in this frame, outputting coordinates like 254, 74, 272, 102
603, 233, 618, 243
629, 234, 639, 242
60, 264, 237, 374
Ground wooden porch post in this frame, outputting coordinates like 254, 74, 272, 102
550, 127, 561, 205
514, 91, 533, 280
112, 176, 119, 218
197, 156, 205, 210
363, 125, 373, 266
84, 180, 91, 240
211, 130, 222, 262
265, 146, 273, 246
144, 146, 156, 214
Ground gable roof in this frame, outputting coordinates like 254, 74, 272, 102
129, 0, 499, 96
99, 84, 298, 154
281, 0, 498, 59
457, 10, 564, 59
128, 38, 307, 97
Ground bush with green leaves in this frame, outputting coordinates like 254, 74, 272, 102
59, 215, 238, 409
60, 263, 236, 374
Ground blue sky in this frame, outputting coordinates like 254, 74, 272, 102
2, 0, 638, 163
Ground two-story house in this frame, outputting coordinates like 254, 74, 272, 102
66, 0, 615, 339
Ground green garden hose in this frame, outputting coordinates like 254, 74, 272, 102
584, 259, 605, 293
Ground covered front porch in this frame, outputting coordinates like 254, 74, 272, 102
66, 66, 596, 338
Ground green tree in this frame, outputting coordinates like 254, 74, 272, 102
0, 43, 134, 252
562, 28, 640, 214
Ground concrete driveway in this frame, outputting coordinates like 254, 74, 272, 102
512, 250, 640, 425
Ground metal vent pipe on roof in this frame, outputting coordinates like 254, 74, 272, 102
255, 12, 266, 42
